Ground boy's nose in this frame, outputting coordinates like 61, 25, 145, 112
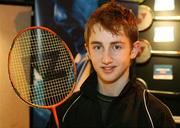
102, 50, 113, 64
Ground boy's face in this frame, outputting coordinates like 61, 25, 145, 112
86, 24, 139, 84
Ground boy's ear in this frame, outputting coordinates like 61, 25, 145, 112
130, 41, 140, 59
84, 43, 88, 51
84, 43, 90, 58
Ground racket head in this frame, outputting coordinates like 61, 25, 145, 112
136, 39, 152, 64
8, 26, 76, 109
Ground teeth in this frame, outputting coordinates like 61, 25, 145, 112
103, 67, 114, 71
102, 67, 113, 73
104, 67, 111, 70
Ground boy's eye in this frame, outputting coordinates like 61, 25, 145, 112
93, 45, 101, 50
112, 45, 122, 50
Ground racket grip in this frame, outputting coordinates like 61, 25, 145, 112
51, 107, 60, 128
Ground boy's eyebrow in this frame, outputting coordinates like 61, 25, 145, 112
110, 41, 122, 44
110, 41, 126, 45
90, 41, 124, 44
90, 41, 102, 45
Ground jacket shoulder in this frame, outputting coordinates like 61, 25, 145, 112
133, 81, 175, 127
144, 90, 176, 127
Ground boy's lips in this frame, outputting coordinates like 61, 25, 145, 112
101, 66, 116, 73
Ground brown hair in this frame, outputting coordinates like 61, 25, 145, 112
84, 2, 138, 46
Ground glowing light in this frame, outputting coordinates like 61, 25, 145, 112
154, 16, 180, 20
154, 0, 174, 11
154, 26, 174, 42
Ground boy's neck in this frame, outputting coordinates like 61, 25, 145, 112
97, 70, 129, 97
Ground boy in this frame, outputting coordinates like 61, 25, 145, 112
47, 1, 175, 128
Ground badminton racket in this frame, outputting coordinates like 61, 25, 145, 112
8, 26, 76, 128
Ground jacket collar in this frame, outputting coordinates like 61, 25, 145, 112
80, 72, 98, 100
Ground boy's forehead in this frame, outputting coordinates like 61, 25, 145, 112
91, 23, 125, 36
88, 23, 131, 45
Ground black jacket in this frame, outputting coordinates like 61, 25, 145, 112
47, 72, 176, 128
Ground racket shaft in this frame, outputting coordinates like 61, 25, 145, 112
52, 107, 60, 128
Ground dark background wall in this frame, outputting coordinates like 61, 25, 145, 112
136, 0, 180, 118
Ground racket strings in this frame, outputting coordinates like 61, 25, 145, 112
15, 61, 74, 106
19, 73, 74, 105
16, 32, 60, 55
21, 72, 75, 105
10, 28, 76, 107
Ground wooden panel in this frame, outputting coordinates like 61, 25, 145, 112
0, 4, 32, 128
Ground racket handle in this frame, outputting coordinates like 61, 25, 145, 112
51, 107, 60, 128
